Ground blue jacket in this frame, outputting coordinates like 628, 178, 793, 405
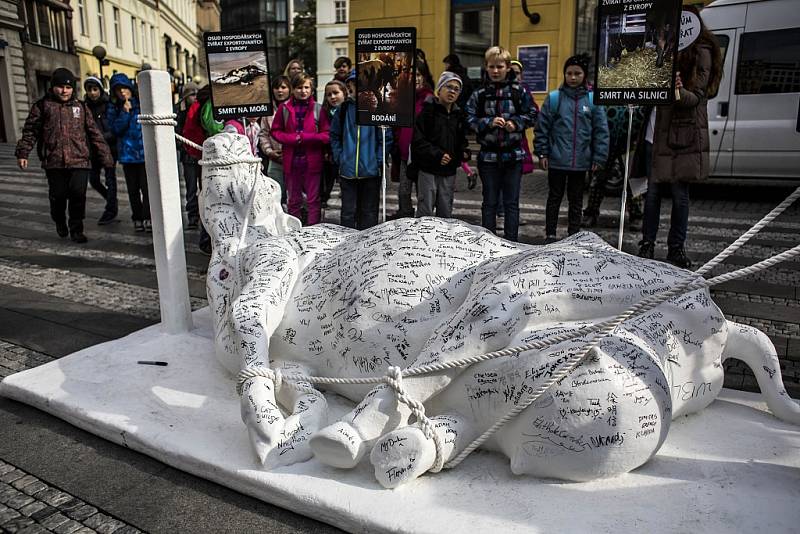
330, 99, 392, 179
106, 73, 145, 164
534, 84, 609, 171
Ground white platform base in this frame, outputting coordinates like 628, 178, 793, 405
2, 308, 799, 533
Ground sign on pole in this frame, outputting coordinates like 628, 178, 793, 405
594, 0, 682, 106
204, 30, 273, 120
355, 28, 417, 127
516, 45, 549, 93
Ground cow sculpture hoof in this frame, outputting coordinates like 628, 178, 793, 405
310, 422, 369, 469
370, 426, 436, 489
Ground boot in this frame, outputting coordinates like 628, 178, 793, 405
55, 221, 69, 238
667, 246, 692, 269
637, 240, 655, 259
581, 212, 598, 228
70, 232, 88, 244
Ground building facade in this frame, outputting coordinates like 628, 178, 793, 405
348, 0, 711, 99
316, 0, 348, 100
72, 0, 161, 85
159, 0, 199, 87
220, 0, 290, 81
0, 0, 29, 142
196, 0, 221, 84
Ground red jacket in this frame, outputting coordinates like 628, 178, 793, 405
180, 100, 206, 160
270, 97, 330, 176
15, 94, 113, 169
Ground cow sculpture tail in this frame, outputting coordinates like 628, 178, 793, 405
722, 320, 800, 425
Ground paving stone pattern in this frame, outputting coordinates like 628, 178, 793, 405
0, 460, 142, 534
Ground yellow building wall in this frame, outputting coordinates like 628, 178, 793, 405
348, 0, 578, 99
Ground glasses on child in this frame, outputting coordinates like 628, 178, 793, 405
443, 84, 461, 94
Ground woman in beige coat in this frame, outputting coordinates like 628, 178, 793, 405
637, 7, 723, 269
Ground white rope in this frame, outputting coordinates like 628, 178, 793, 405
695, 185, 800, 276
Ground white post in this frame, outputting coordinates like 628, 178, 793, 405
617, 104, 635, 250
137, 70, 194, 334
381, 126, 387, 223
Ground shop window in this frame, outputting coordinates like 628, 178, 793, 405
450, 1, 497, 79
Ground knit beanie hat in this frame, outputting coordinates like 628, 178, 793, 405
181, 81, 199, 100
51, 68, 77, 88
83, 75, 103, 90
436, 71, 462, 94
563, 54, 590, 76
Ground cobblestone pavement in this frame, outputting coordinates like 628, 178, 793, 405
0, 142, 798, 531
0, 459, 141, 534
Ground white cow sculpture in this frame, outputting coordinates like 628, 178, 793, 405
200, 134, 800, 488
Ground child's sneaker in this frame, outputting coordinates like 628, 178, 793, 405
56, 221, 69, 238
637, 240, 655, 259
134, 220, 145, 232
666, 246, 692, 269
144, 219, 152, 233
98, 211, 117, 225
544, 235, 558, 244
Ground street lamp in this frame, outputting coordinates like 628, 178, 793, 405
92, 45, 110, 86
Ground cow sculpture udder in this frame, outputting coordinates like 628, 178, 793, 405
200, 134, 800, 489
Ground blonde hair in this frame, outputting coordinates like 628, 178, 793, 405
484, 46, 511, 65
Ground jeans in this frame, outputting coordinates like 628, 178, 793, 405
478, 159, 522, 241
340, 176, 380, 230
183, 159, 200, 220
416, 170, 455, 218
641, 142, 690, 248
45, 169, 89, 234
545, 169, 586, 237
121, 163, 150, 221
88, 161, 118, 216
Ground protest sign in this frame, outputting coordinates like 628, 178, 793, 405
204, 30, 272, 120
594, 0, 682, 105
355, 28, 416, 127
678, 10, 702, 51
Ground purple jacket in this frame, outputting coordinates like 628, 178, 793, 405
270, 97, 330, 176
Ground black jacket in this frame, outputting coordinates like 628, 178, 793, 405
84, 93, 117, 160
411, 96, 470, 176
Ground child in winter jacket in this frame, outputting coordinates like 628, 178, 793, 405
411, 71, 470, 218
258, 76, 292, 205
15, 68, 113, 243
321, 79, 347, 209
107, 73, 151, 233
269, 74, 330, 225
330, 69, 392, 230
534, 55, 609, 242
83, 75, 118, 225
466, 46, 537, 242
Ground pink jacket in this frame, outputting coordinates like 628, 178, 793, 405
397, 86, 434, 162
270, 97, 330, 175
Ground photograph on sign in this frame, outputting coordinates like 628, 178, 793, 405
354, 28, 416, 127
594, 0, 682, 105
516, 45, 549, 93
204, 30, 272, 120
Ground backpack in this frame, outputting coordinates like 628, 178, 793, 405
282, 101, 322, 132
547, 89, 594, 116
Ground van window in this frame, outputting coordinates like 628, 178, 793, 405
714, 34, 729, 63
735, 29, 800, 95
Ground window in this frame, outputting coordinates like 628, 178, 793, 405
736, 29, 800, 95
112, 7, 121, 48
142, 21, 148, 57
22, 0, 70, 51
575, 0, 598, 62
131, 16, 138, 53
151, 26, 157, 61
335, 0, 347, 24
97, 0, 105, 42
450, 1, 497, 77
335, 46, 347, 58
77, 0, 87, 35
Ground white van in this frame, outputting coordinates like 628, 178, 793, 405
702, 0, 800, 182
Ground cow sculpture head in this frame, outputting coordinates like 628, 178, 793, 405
200, 132, 300, 244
